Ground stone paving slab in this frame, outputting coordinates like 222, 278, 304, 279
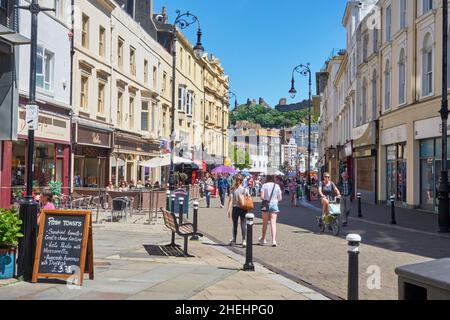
195, 197, 435, 300
0, 210, 327, 300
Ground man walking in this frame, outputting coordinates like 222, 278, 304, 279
338, 171, 353, 227
217, 174, 230, 208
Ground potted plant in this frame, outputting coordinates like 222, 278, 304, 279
0, 208, 23, 279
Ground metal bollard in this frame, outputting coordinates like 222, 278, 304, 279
346, 234, 361, 300
178, 197, 184, 224
390, 195, 397, 225
191, 201, 200, 240
166, 190, 171, 211
243, 213, 255, 272
171, 194, 176, 214
357, 193, 363, 218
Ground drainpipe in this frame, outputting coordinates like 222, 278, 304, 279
68, 0, 75, 195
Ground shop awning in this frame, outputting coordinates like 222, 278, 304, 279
139, 154, 193, 168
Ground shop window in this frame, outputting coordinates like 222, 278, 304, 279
420, 139, 434, 158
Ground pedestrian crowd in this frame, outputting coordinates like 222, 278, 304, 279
198, 169, 354, 249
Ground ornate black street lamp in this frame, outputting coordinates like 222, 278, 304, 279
289, 63, 312, 201
169, 11, 204, 191
438, 0, 450, 233
229, 91, 238, 110
16, 0, 55, 281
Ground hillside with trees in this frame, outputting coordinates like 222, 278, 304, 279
230, 104, 319, 129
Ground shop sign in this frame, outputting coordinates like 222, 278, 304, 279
18, 107, 70, 143
77, 126, 111, 148
415, 116, 450, 140
381, 125, 407, 146
354, 147, 372, 158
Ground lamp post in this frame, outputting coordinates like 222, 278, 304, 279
289, 63, 312, 201
438, 0, 450, 233
169, 11, 204, 191
16, 0, 54, 281
229, 91, 238, 111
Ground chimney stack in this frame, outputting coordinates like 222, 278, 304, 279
279, 98, 287, 106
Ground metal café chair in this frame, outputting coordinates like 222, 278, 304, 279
112, 198, 128, 222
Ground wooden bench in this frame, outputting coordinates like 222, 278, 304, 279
161, 208, 203, 257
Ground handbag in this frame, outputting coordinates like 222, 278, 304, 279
328, 203, 341, 215
238, 192, 254, 211
261, 184, 276, 212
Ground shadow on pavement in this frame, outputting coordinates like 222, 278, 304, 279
251, 197, 450, 259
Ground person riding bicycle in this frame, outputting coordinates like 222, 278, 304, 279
318, 172, 341, 218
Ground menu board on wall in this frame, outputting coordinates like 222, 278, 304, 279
32, 210, 94, 286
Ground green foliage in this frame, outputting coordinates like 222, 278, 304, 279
232, 147, 252, 170
230, 104, 319, 129
0, 208, 23, 249
48, 181, 62, 196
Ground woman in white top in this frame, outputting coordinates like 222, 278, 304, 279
259, 175, 282, 247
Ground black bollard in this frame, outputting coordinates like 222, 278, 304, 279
390, 196, 397, 225
357, 193, 363, 218
191, 201, 199, 241
243, 213, 255, 272
346, 234, 361, 300
17, 200, 39, 281
171, 194, 176, 214
178, 197, 184, 224
166, 190, 171, 211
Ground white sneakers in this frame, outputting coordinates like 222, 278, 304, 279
258, 237, 267, 245
242, 240, 246, 248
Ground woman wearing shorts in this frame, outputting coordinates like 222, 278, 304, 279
259, 175, 282, 247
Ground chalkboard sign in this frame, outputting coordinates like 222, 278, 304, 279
32, 210, 94, 286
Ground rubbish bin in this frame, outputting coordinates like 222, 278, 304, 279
395, 258, 450, 300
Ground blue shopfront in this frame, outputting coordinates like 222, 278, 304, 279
415, 117, 450, 213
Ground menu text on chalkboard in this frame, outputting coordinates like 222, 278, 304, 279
32, 210, 94, 286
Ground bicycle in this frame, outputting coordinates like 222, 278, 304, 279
317, 196, 342, 236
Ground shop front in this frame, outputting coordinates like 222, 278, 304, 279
415, 117, 450, 213
6, 107, 71, 206
111, 130, 160, 186
353, 122, 377, 204
73, 121, 113, 188
381, 124, 408, 205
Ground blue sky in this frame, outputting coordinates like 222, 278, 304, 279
153, 0, 347, 107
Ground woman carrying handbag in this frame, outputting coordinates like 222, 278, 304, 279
227, 176, 253, 247
259, 175, 282, 247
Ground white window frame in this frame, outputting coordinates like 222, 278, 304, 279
400, 0, 407, 29
385, 5, 391, 43
141, 101, 149, 132
398, 49, 406, 105
422, 33, 434, 97
384, 60, 391, 110
422, 0, 433, 15
37, 45, 54, 91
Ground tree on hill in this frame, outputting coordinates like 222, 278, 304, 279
230, 104, 318, 129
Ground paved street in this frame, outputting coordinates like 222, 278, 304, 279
195, 196, 449, 300
0, 211, 327, 300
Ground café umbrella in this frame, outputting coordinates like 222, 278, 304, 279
211, 165, 236, 174
139, 154, 193, 168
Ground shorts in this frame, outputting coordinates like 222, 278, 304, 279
268, 204, 280, 213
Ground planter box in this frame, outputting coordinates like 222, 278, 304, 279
0, 249, 16, 279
